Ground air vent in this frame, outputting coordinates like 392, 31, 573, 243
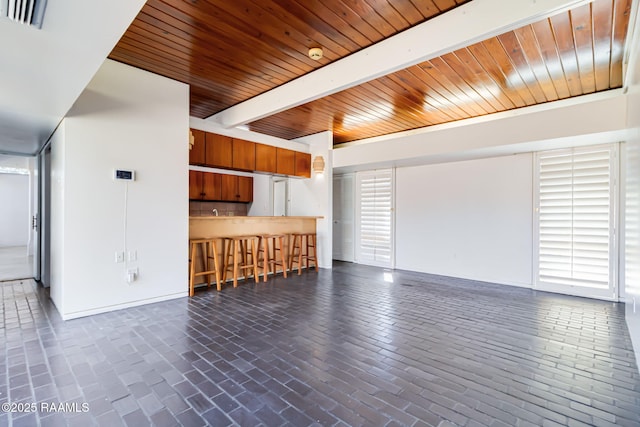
1, 0, 47, 29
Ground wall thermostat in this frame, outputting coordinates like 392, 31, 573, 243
114, 169, 135, 181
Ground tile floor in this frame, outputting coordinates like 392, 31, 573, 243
1, 262, 639, 426
0, 246, 33, 282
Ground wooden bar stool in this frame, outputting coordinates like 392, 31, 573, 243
288, 233, 319, 275
256, 234, 288, 282
188, 238, 222, 296
222, 235, 259, 287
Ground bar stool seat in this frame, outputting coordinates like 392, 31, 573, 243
256, 234, 288, 282
222, 235, 259, 287
289, 233, 318, 275
189, 238, 223, 296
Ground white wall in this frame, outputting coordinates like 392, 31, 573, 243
290, 131, 333, 268
395, 154, 533, 286
0, 173, 30, 247
248, 174, 272, 216
50, 123, 65, 307
50, 59, 189, 319
624, 11, 640, 369
625, 87, 640, 368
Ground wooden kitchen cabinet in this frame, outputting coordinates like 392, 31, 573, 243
189, 171, 222, 201
255, 143, 277, 173
205, 133, 233, 168
276, 148, 296, 175
232, 138, 255, 171
202, 172, 222, 200
221, 174, 253, 202
237, 176, 253, 202
294, 152, 311, 178
191, 131, 313, 179
189, 129, 206, 165
189, 170, 204, 200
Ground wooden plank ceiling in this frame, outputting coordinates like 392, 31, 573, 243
109, 0, 633, 145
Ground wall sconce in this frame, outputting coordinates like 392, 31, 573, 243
189, 130, 195, 150
312, 155, 325, 174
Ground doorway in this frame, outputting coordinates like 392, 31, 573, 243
333, 174, 355, 262
272, 177, 290, 216
0, 154, 35, 281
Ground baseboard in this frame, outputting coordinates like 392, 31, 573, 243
61, 291, 187, 320
626, 301, 640, 371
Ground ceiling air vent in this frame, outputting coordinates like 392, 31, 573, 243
1, 0, 47, 29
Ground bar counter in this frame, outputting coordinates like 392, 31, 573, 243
189, 216, 320, 239
189, 216, 321, 286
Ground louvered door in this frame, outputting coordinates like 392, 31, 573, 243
534, 144, 618, 300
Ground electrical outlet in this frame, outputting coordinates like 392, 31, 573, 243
127, 268, 138, 283
127, 250, 137, 262
115, 251, 124, 263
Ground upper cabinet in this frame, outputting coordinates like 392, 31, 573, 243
232, 138, 255, 171
255, 143, 277, 173
189, 129, 206, 165
205, 133, 233, 168
294, 152, 311, 178
220, 174, 253, 203
276, 148, 296, 176
189, 129, 311, 178
189, 170, 222, 201
190, 171, 251, 203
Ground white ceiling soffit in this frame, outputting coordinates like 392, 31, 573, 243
208, 0, 593, 129
0, 0, 146, 155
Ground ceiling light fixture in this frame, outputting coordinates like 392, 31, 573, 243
308, 47, 323, 61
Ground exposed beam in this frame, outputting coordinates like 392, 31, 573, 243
208, 0, 593, 129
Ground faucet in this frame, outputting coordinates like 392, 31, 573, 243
212, 209, 218, 216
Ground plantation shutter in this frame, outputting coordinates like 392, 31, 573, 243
356, 169, 393, 267
536, 145, 616, 291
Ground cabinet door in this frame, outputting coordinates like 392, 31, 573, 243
205, 133, 233, 168
189, 129, 206, 165
232, 138, 256, 171
202, 172, 222, 201
276, 148, 296, 175
188, 170, 204, 200
237, 176, 253, 202
294, 152, 311, 178
255, 143, 277, 173
220, 174, 238, 201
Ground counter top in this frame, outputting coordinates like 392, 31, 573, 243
189, 216, 323, 220
189, 215, 320, 239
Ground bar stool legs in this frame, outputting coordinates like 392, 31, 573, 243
257, 234, 288, 282
188, 238, 222, 296
289, 233, 318, 275
223, 236, 259, 287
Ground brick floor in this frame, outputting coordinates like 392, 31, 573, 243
1, 262, 639, 426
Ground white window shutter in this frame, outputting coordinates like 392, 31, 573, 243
536, 145, 616, 292
355, 169, 393, 267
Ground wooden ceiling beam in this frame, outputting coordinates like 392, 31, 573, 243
207, 0, 593, 129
